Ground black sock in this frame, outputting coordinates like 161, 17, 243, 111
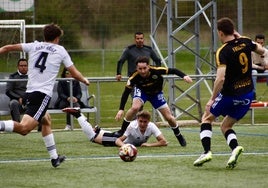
224, 129, 238, 150
201, 137, 211, 153
171, 125, 181, 136
120, 118, 130, 133
73, 112, 81, 118
200, 123, 212, 153
112, 118, 131, 136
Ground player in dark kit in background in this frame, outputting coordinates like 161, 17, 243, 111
193, 17, 267, 169
114, 56, 193, 147
116, 32, 161, 81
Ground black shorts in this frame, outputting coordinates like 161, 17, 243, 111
24, 91, 51, 122
101, 132, 118, 146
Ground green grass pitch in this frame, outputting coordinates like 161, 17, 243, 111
0, 125, 267, 188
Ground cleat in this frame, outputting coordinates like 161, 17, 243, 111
51, 155, 66, 168
62, 107, 81, 118
226, 146, 244, 169
194, 151, 212, 166
176, 134, 187, 147
64, 124, 71, 131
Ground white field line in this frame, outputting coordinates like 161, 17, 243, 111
0, 152, 267, 164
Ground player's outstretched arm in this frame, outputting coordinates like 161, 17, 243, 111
0, 44, 22, 54
183, 75, 193, 83
115, 135, 127, 147
168, 68, 192, 83
141, 134, 168, 147
115, 110, 124, 121
67, 65, 89, 86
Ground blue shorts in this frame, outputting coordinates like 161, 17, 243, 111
133, 87, 167, 109
210, 91, 254, 120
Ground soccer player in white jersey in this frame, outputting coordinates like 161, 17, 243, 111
0, 24, 89, 168
115, 110, 168, 147
62, 108, 168, 147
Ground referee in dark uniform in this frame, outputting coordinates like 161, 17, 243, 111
116, 32, 161, 81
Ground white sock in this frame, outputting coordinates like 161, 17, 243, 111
43, 133, 58, 159
77, 114, 96, 141
0, 120, 14, 132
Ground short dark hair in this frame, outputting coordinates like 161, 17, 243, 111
135, 56, 149, 65
217, 17, 235, 35
135, 31, 144, 36
43, 23, 63, 42
255, 34, 265, 40
17, 58, 27, 66
136, 110, 151, 120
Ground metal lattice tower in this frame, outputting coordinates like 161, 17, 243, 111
150, 0, 218, 122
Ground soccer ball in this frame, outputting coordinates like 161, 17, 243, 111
119, 144, 138, 162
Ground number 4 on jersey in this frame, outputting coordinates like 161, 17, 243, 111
35, 52, 48, 73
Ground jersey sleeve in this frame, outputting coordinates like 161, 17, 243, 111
215, 43, 228, 67
60, 46, 74, 68
150, 50, 161, 66
150, 122, 162, 137
116, 48, 128, 75
119, 86, 132, 110
168, 68, 187, 78
21, 42, 34, 53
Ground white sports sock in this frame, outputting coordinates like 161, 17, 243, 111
0, 120, 14, 132
43, 133, 58, 159
77, 114, 96, 141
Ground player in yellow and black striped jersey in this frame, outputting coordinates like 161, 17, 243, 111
114, 56, 193, 147
216, 36, 255, 96
194, 17, 268, 169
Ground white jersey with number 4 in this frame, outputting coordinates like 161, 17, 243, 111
123, 120, 162, 146
21, 41, 74, 97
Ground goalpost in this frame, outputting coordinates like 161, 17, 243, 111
0, 19, 26, 58
0, 19, 45, 72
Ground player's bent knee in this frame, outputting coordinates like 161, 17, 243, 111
19, 128, 32, 136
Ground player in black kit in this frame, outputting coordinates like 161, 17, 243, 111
193, 17, 267, 168
114, 56, 193, 147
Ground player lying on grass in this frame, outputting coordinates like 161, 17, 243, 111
62, 108, 168, 147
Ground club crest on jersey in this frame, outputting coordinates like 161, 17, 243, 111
152, 75, 158, 79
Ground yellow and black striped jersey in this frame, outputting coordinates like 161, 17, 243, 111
119, 66, 186, 110
216, 37, 257, 96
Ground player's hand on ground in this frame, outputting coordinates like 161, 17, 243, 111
115, 110, 124, 121
141, 143, 150, 147
183, 75, 193, 83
